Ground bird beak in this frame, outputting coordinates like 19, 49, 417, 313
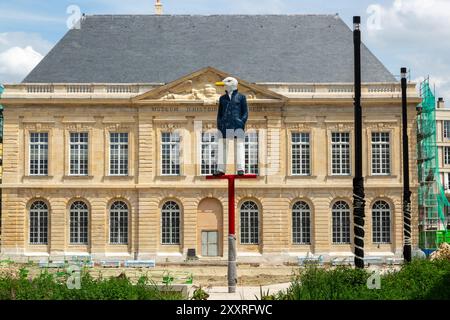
215, 82, 225, 86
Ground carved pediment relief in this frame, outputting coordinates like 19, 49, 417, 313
133, 66, 285, 104
160, 82, 221, 103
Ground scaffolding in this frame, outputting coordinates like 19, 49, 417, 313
417, 78, 450, 251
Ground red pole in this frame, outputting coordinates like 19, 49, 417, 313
228, 176, 235, 235
206, 174, 257, 236
206, 174, 257, 293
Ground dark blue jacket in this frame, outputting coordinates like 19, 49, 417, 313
217, 90, 248, 137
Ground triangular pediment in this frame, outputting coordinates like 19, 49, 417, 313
133, 66, 285, 104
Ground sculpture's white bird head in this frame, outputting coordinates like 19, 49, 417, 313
222, 77, 238, 94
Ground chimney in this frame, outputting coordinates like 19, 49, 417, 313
438, 97, 445, 109
155, 0, 163, 15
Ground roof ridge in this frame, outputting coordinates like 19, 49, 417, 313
84, 14, 339, 17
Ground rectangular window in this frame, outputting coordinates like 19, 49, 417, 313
109, 133, 128, 176
29, 205, 48, 245
447, 173, 450, 190
332, 211, 351, 244
161, 210, 180, 244
70, 203, 89, 244
372, 212, 391, 244
444, 121, 450, 139
245, 131, 259, 175
29, 132, 48, 175
291, 132, 311, 175
445, 147, 450, 165
110, 211, 128, 244
70, 132, 88, 175
372, 202, 391, 244
292, 205, 311, 244
331, 132, 350, 175
372, 132, 391, 175
240, 211, 259, 244
201, 132, 218, 175
161, 132, 181, 175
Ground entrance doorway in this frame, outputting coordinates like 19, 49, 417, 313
202, 231, 218, 256
197, 198, 223, 257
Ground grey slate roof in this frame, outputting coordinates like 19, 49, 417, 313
23, 14, 396, 84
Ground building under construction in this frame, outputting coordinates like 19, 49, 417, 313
417, 79, 450, 253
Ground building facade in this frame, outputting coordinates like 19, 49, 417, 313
437, 98, 450, 191
435, 97, 450, 225
0, 15, 420, 263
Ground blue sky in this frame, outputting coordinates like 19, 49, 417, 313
1, 0, 449, 100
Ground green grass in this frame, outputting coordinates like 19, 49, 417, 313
0, 268, 184, 300
271, 259, 450, 300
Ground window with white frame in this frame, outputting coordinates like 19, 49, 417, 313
444, 121, 450, 139
70, 201, 89, 244
445, 147, 450, 165
292, 201, 311, 244
201, 132, 218, 175
240, 201, 259, 244
372, 132, 391, 175
331, 132, 350, 175
109, 201, 128, 244
291, 132, 311, 176
29, 201, 48, 244
161, 201, 180, 244
372, 201, 391, 244
245, 131, 259, 174
446, 173, 450, 190
29, 132, 48, 175
161, 132, 180, 175
332, 201, 351, 244
70, 132, 88, 175
109, 133, 128, 175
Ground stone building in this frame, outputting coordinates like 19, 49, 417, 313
0, 15, 420, 263
435, 97, 450, 225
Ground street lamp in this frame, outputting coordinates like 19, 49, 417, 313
353, 16, 365, 269
401, 67, 412, 262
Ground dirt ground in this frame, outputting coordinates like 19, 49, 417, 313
0, 262, 298, 287
0, 261, 402, 288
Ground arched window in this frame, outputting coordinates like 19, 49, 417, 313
110, 201, 128, 244
240, 201, 259, 244
332, 201, 351, 244
292, 201, 311, 244
30, 201, 48, 244
161, 201, 180, 244
70, 201, 89, 244
372, 201, 391, 244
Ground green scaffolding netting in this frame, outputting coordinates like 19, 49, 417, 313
417, 78, 450, 249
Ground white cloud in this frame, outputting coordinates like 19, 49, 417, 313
0, 32, 53, 83
365, 0, 450, 101
0, 46, 43, 82
0, 32, 53, 55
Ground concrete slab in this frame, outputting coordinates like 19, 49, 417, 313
195, 283, 291, 300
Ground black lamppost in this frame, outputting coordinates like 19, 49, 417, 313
401, 67, 412, 262
353, 16, 365, 269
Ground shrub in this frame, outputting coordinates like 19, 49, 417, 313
0, 269, 184, 300
280, 259, 450, 300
